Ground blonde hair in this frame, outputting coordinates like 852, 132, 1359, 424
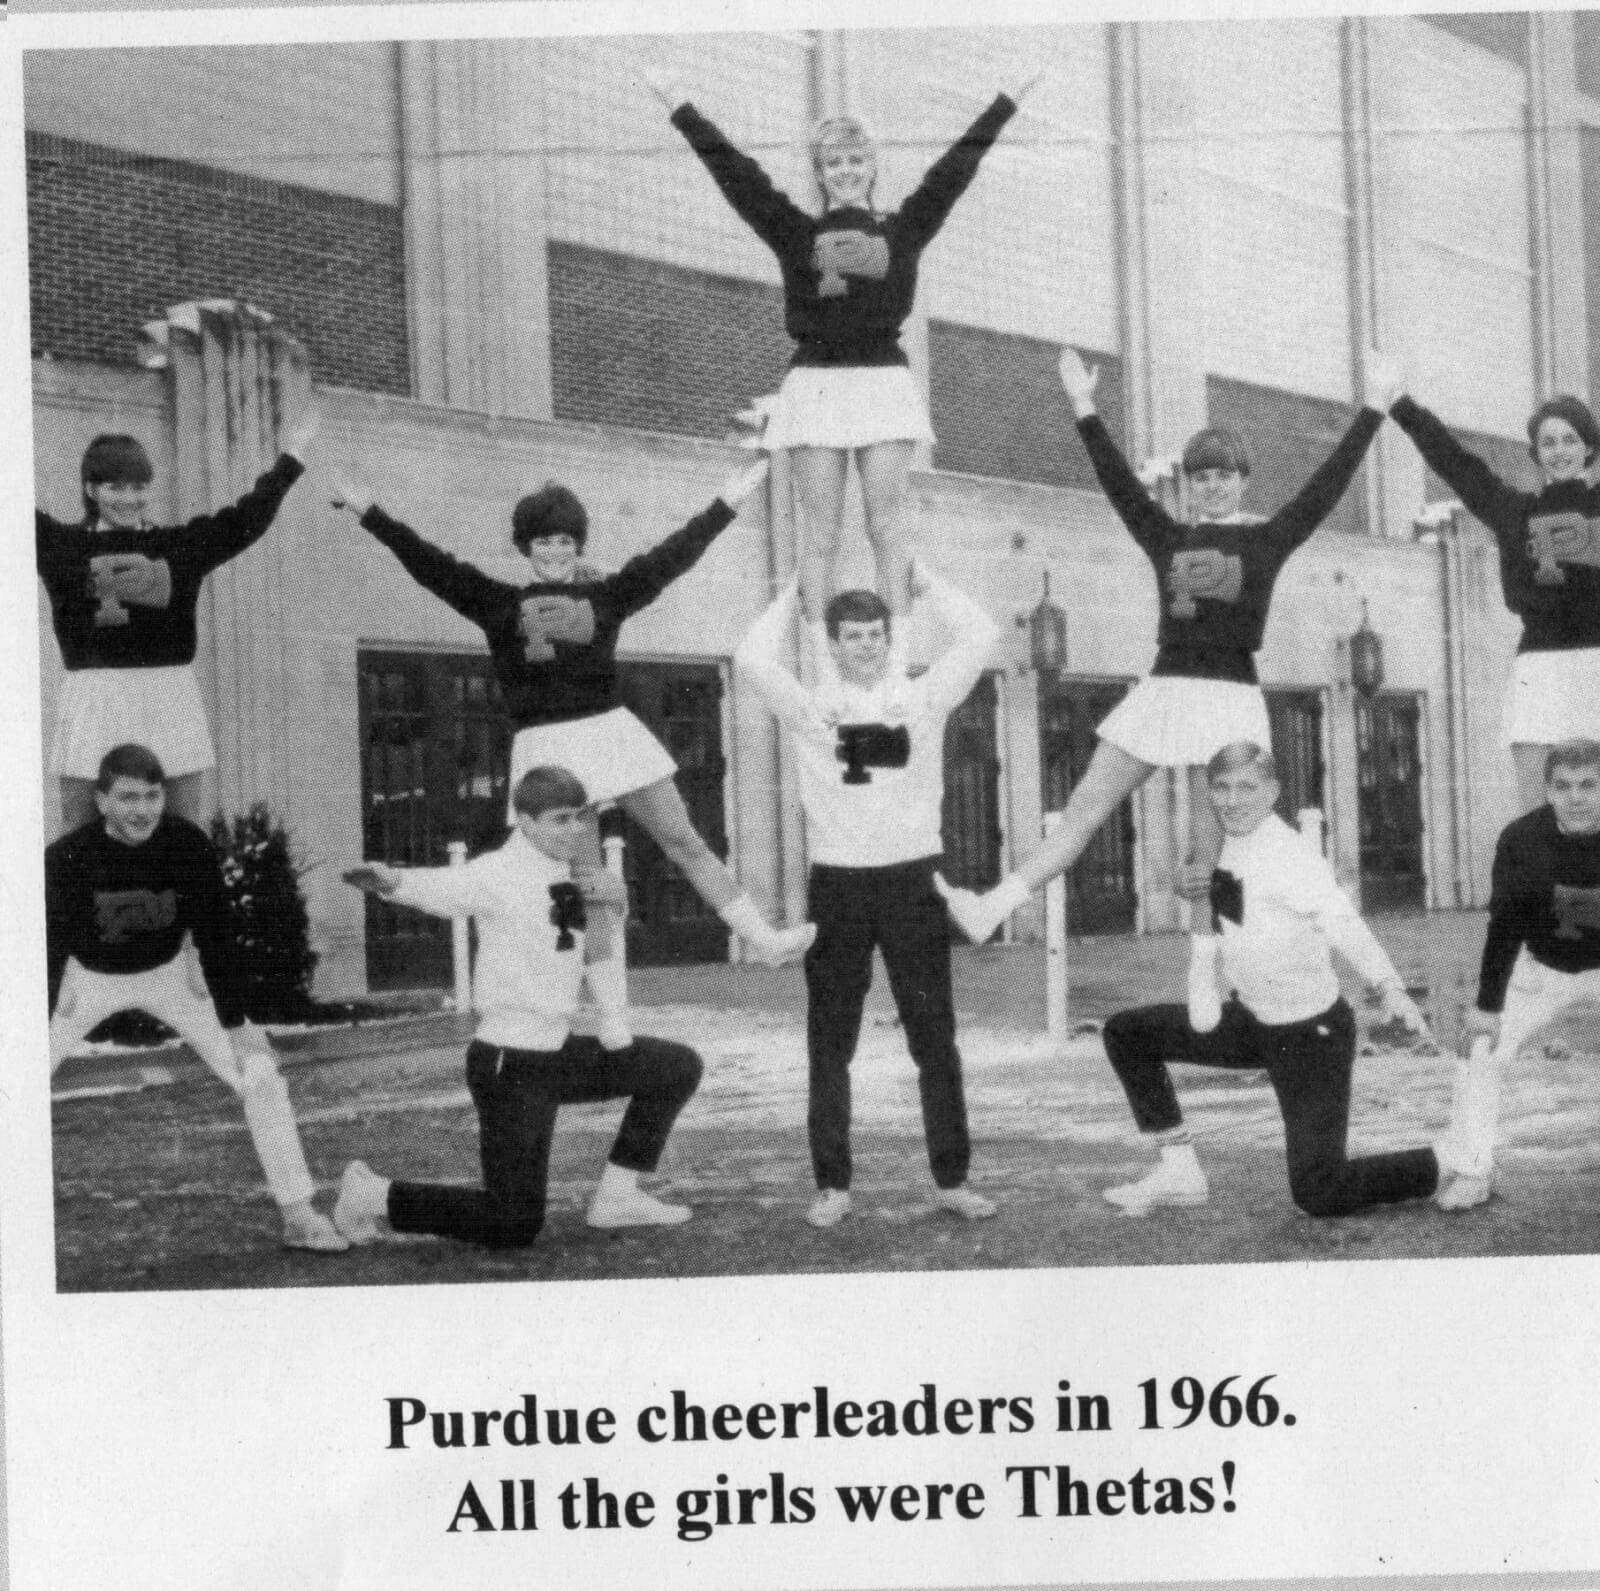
1206, 741, 1279, 785
810, 115, 877, 203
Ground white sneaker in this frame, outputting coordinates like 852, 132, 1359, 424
747, 922, 817, 968
332, 1160, 389, 1246
806, 1189, 852, 1229
281, 1202, 350, 1253
587, 1185, 692, 1229
1103, 1158, 1209, 1214
1435, 1171, 1492, 1211
934, 1185, 997, 1221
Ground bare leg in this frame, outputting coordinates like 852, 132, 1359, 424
575, 813, 629, 1047
790, 447, 851, 624
58, 777, 96, 834
1511, 743, 1548, 814
857, 440, 916, 617
937, 742, 1155, 943
167, 772, 206, 825
1185, 764, 1223, 878
619, 778, 814, 965
1184, 764, 1225, 1031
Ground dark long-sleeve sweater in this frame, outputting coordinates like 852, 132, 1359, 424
358, 497, 737, 728
1390, 396, 1600, 653
1076, 408, 1384, 684
670, 95, 1016, 368
1477, 804, 1600, 1011
45, 815, 245, 1025
36, 455, 304, 670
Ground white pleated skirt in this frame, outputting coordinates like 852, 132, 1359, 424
762, 365, 936, 452
50, 664, 215, 780
1500, 647, 1600, 747
507, 708, 678, 818
1097, 675, 1272, 768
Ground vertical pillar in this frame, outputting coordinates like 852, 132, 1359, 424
399, 39, 554, 419
1527, 12, 1589, 397
142, 299, 308, 822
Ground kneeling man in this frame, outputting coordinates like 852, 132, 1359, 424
1100, 741, 1439, 1218
336, 765, 703, 1248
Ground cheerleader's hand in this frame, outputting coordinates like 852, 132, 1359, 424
720, 457, 771, 511
1377, 982, 1432, 1041
1009, 68, 1046, 104
1057, 348, 1099, 416
342, 863, 401, 895
641, 70, 687, 111
1365, 350, 1405, 412
330, 480, 375, 518
284, 406, 322, 461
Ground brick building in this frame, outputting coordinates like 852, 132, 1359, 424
25, 18, 1600, 995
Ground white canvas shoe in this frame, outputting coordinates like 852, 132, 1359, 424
281, 1202, 350, 1253
1435, 1172, 1492, 1212
805, 1189, 852, 1229
1103, 1156, 1209, 1214
934, 1185, 998, 1221
587, 1185, 692, 1229
332, 1160, 389, 1246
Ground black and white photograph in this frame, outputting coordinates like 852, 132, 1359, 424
4, 0, 1600, 1586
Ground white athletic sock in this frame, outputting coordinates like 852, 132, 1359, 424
237, 1048, 316, 1208
1158, 1140, 1200, 1171
596, 1162, 640, 1198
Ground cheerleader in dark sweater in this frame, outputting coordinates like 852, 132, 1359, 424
939, 349, 1399, 994
35, 410, 320, 833
330, 460, 814, 986
1388, 390, 1600, 811
647, 70, 1039, 682
1438, 739, 1600, 1209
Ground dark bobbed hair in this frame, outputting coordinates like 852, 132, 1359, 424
96, 742, 166, 792
824, 589, 893, 640
80, 435, 154, 514
512, 483, 588, 554
1527, 396, 1600, 467
1181, 426, 1251, 479
1544, 740, 1600, 782
512, 765, 589, 818
1206, 740, 1279, 785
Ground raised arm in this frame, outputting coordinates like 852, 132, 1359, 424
180, 408, 319, 577
607, 459, 769, 618
896, 92, 1019, 249
43, 839, 87, 1015
1267, 405, 1385, 551
1061, 348, 1179, 558
734, 580, 829, 739
332, 481, 514, 629
915, 560, 1000, 719
183, 834, 251, 1029
660, 85, 812, 257
1389, 395, 1527, 531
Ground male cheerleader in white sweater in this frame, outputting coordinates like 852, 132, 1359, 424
335, 765, 704, 1248
735, 557, 999, 1227
1100, 740, 1438, 1218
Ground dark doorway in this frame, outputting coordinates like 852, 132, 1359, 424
1356, 692, 1427, 913
1266, 687, 1327, 833
941, 671, 1004, 892
1038, 676, 1137, 935
611, 661, 732, 965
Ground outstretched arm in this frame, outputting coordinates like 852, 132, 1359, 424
651, 74, 812, 257
332, 480, 513, 628
184, 836, 251, 1029
1388, 395, 1527, 531
1267, 405, 1385, 550
915, 559, 1000, 719
607, 459, 769, 618
1061, 348, 1179, 558
1475, 831, 1536, 1017
896, 92, 1020, 249
343, 857, 496, 920
734, 580, 829, 740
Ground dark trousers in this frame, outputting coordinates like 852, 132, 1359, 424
388, 1035, 702, 1249
1102, 997, 1438, 1218
804, 858, 970, 1192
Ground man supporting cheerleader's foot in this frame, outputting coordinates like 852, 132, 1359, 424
1099, 741, 1438, 1220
